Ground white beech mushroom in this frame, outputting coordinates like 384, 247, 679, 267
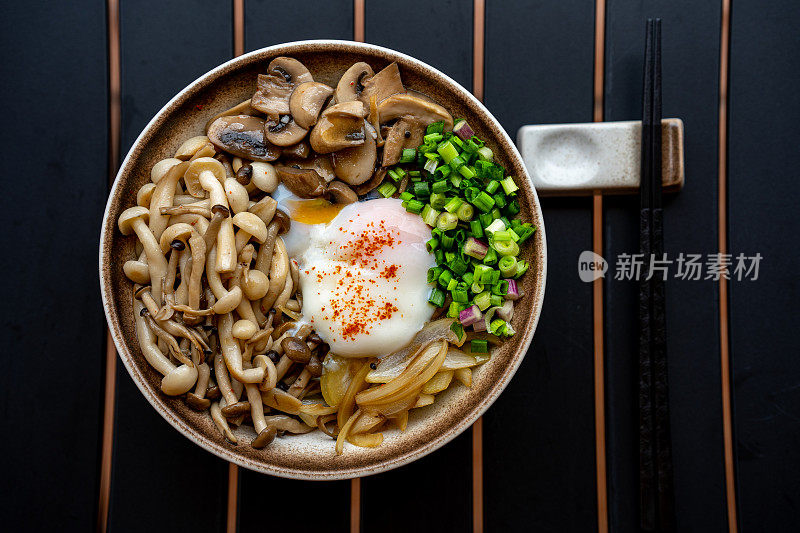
150, 158, 182, 183
218, 312, 265, 383
249, 162, 279, 193
135, 299, 198, 395
224, 176, 249, 214
124, 252, 150, 284
248, 195, 277, 226
205, 247, 243, 314
148, 160, 190, 240
119, 207, 168, 305
137, 183, 156, 208
185, 157, 226, 201
174, 135, 211, 160
186, 363, 212, 410
261, 237, 289, 312
232, 212, 268, 253
158, 222, 207, 313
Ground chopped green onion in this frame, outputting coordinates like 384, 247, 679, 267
434, 249, 444, 264
434, 165, 452, 180
432, 180, 451, 194
483, 247, 498, 265
399, 191, 413, 201
501, 176, 519, 195
441, 234, 455, 250
448, 256, 469, 276
426, 238, 439, 252
405, 199, 424, 214
471, 339, 489, 353
421, 204, 440, 227
469, 219, 484, 238
463, 272, 474, 286
437, 141, 459, 164
447, 301, 465, 318
458, 165, 476, 179
429, 192, 447, 210
493, 193, 507, 208
471, 281, 484, 294
508, 228, 520, 242
489, 318, 506, 335
499, 256, 517, 278
413, 181, 431, 198
479, 268, 496, 284
449, 174, 462, 188
377, 182, 397, 198
492, 230, 511, 241
428, 288, 446, 307
449, 155, 465, 170
485, 219, 506, 235
515, 224, 536, 243
479, 212, 494, 228
472, 191, 496, 213
447, 278, 458, 291
452, 288, 469, 303
438, 269, 452, 288
450, 321, 465, 341
426, 121, 445, 135
427, 267, 442, 283
423, 158, 438, 174
476, 146, 493, 161
436, 212, 458, 231
474, 264, 491, 281
474, 291, 492, 311
486, 180, 500, 194
491, 208, 502, 220
400, 148, 416, 163
424, 132, 443, 144
514, 260, 529, 278
490, 295, 503, 307
444, 197, 464, 213
494, 240, 520, 257
492, 279, 509, 296
387, 168, 402, 182
456, 203, 474, 221
445, 251, 456, 264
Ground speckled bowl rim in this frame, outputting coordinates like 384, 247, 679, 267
99, 40, 547, 480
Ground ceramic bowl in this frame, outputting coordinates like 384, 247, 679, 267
99, 40, 547, 479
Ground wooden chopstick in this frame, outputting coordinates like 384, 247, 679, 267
639, 18, 675, 532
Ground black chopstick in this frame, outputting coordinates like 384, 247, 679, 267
639, 18, 675, 532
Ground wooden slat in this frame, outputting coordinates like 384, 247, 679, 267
602, 1, 728, 530
107, 1, 233, 530
728, 2, 800, 531
356, 2, 475, 532
235, 4, 353, 532
483, 1, 598, 531
0, 1, 107, 530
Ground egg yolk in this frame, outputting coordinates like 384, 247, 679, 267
286, 199, 345, 225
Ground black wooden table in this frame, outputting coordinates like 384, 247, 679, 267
2, 1, 798, 531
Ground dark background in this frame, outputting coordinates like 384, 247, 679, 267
1, 0, 798, 531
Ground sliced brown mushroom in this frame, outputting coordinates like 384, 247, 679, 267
326, 181, 358, 204
289, 81, 333, 129
378, 93, 454, 130
353, 168, 387, 196
284, 154, 335, 183
309, 101, 367, 153
281, 140, 311, 159
331, 122, 377, 186
205, 99, 256, 133
359, 62, 405, 108
335, 62, 374, 103
251, 57, 313, 115
275, 166, 326, 198
382, 116, 426, 166
264, 114, 308, 146
207, 115, 280, 161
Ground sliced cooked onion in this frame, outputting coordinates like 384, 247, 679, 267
366, 319, 461, 383
421, 370, 454, 394
348, 432, 384, 448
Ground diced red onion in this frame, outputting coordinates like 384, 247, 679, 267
458, 305, 482, 326
505, 279, 523, 301
497, 299, 514, 321
453, 120, 476, 141
464, 237, 488, 259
